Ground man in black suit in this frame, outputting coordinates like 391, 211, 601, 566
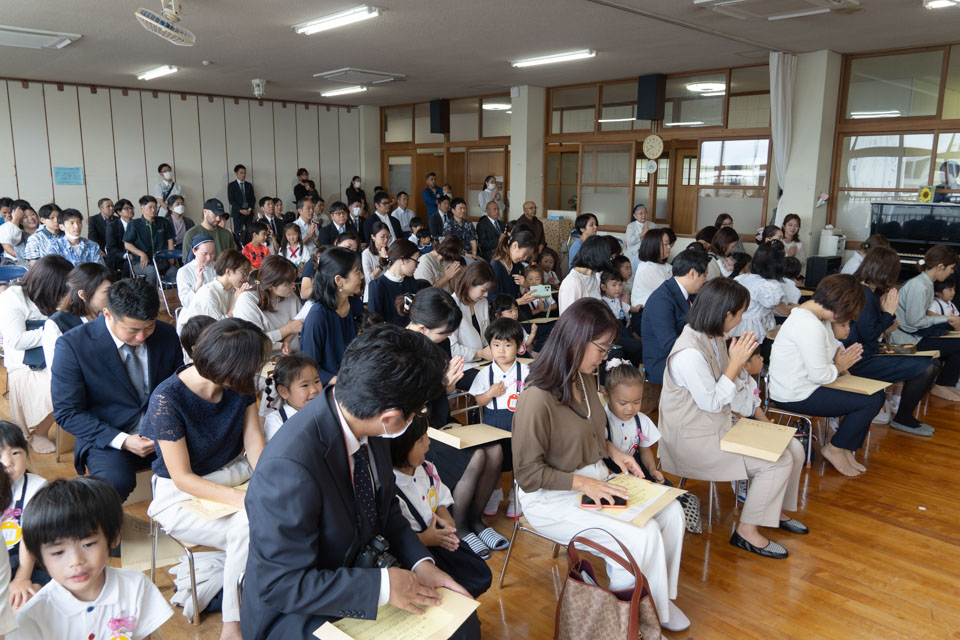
227, 163, 255, 246
105, 199, 136, 275
641, 247, 708, 385
88, 197, 115, 252
51, 278, 183, 501
476, 200, 505, 262
363, 191, 403, 246
429, 195, 451, 243
242, 325, 479, 640
319, 201, 358, 246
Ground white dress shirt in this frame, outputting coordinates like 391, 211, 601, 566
373, 212, 397, 242
667, 337, 745, 413
263, 403, 298, 441
449, 294, 490, 363
392, 207, 415, 233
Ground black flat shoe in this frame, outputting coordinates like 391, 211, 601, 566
730, 531, 788, 559
779, 518, 809, 535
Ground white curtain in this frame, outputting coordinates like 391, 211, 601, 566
769, 51, 797, 225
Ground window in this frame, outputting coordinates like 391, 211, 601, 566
386, 156, 412, 197
845, 51, 944, 119
599, 82, 650, 132
450, 98, 479, 142
944, 45, 960, 120
579, 144, 632, 226
838, 134, 934, 190
551, 86, 596, 134
663, 73, 726, 128
481, 97, 511, 137
699, 139, 769, 187
383, 105, 413, 143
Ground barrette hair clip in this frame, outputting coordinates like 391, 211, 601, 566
605, 358, 626, 371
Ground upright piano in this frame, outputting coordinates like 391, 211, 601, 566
871, 201, 960, 281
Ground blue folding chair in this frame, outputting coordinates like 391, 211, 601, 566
153, 249, 182, 317
0, 265, 27, 284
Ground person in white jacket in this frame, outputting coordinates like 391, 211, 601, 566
625, 203, 650, 272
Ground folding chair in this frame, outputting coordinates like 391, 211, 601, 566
448, 390, 481, 424
124, 253, 143, 280
152, 249, 182, 317
498, 479, 562, 587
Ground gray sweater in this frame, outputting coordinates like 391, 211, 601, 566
891, 272, 948, 343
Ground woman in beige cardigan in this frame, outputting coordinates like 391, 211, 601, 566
659, 278, 806, 560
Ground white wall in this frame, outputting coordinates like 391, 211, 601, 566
0, 80, 361, 227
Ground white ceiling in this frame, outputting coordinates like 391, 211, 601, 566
1, 0, 958, 106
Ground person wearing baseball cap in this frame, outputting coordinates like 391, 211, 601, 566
181, 198, 237, 263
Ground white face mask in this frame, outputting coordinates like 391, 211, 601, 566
351, 207, 361, 217
486, 183, 496, 191
162, 171, 173, 180
353, 181, 361, 188
65, 233, 80, 242
173, 205, 185, 215
380, 415, 414, 439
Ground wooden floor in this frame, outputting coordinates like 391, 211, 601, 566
5, 366, 960, 639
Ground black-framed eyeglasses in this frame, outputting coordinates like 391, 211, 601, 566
590, 341, 614, 356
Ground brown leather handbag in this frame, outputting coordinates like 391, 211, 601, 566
554, 528, 661, 640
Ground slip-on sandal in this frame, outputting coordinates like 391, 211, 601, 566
778, 518, 809, 535
478, 527, 510, 551
462, 533, 490, 559
890, 420, 935, 437
730, 531, 788, 559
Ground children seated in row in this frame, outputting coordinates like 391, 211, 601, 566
389, 418, 492, 599
0, 422, 49, 612
263, 354, 322, 441
490, 296, 536, 355
16, 477, 173, 639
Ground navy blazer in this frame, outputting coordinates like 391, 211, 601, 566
51, 316, 183, 474
475, 216, 504, 263
319, 220, 358, 247
242, 387, 430, 639
363, 214, 403, 247
228, 180, 256, 218
641, 277, 692, 385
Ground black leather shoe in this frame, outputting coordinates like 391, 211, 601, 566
730, 531, 788, 559
779, 518, 809, 535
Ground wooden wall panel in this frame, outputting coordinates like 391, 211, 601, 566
273, 103, 298, 209
7, 82, 52, 206
140, 91, 174, 210
42, 84, 86, 216
224, 99, 253, 208
338, 108, 360, 201
170, 95, 203, 220
0, 82, 18, 198
198, 97, 229, 207
295, 104, 320, 205
109, 89, 147, 205
249, 100, 277, 204
317, 106, 342, 205
77, 87, 118, 214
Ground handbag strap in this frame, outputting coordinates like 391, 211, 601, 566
566, 527, 645, 592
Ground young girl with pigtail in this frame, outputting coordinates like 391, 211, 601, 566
261, 354, 322, 441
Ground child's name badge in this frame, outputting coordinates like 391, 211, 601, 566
507, 393, 519, 412
1, 521, 21, 548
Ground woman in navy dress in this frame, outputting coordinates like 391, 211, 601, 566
367, 239, 420, 326
300, 247, 364, 384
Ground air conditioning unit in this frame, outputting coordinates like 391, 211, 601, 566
312, 68, 406, 85
693, 0, 859, 20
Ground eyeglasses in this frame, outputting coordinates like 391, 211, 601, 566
404, 257, 419, 265
590, 341, 614, 356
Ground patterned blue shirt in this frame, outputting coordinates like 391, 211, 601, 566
23, 227, 61, 261
442, 216, 477, 248
49, 235, 105, 266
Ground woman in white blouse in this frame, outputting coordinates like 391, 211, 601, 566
769, 274, 884, 477
780, 214, 806, 268
0, 255, 72, 453
362, 221, 391, 302
558, 236, 612, 314
659, 278, 806, 559
176, 234, 217, 311
731, 243, 794, 342
625, 204, 650, 272
414, 236, 463, 292
177, 249, 251, 332
448, 261, 496, 390
630, 229, 673, 308
41, 263, 115, 369
232, 255, 303, 355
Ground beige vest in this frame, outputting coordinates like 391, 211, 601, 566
658, 325, 747, 481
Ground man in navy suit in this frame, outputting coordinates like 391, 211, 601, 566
363, 192, 404, 246
319, 201, 358, 246
228, 163, 256, 246
641, 247, 708, 385
51, 278, 183, 500
242, 325, 479, 640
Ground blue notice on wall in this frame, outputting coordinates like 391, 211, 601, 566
53, 166, 84, 186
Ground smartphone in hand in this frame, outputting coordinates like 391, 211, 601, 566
580, 494, 628, 510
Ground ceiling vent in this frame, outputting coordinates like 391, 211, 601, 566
693, 0, 859, 20
0, 24, 81, 50
312, 67, 405, 85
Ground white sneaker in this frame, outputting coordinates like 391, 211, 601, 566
827, 417, 839, 432
889, 394, 902, 414
872, 400, 891, 425
483, 488, 502, 516
662, 602, 691, 632
505, 488, 520, 518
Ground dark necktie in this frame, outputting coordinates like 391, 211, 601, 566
122, 344, 147, 403
352, 444, 377, 543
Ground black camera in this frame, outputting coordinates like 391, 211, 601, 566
353, 535, 400, 569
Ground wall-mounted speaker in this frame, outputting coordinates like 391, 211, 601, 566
429, 99, 450, 134
636, 74, 666, 121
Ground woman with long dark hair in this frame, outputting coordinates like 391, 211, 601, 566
232, 254, 303, 354
558, 235, 612, 314
513, 297, 688, 633
488, 229, 537, 312
41, 262, 116, 368
367, 239, 420, 325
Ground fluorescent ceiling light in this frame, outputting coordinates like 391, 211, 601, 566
664, 121, 705, 127
137, 65, 178, 81
702, 91, 726, 97
767, 8, 830, 20
598, 117, 635, 123
482, 103, 511, 111
321, 85, 367, 97
687, 82, 726, 93
924, 0, 958, 8
511, 49, 596, 68
850, 110, 901, 119
0, 24, 81, 50
293, 5, 381, 35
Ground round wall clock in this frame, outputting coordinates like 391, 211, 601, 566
642, 134, 664, 160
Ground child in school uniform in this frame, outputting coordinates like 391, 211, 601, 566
929, 276, 959, 316
262, 354, 322, 441
408, 217, 426, 244
0, 422, 49, 610
522, 265, 557, 319
390, 418, 492, 599
16, 477, 173, 639
178, 314, 215, 364
489, 295, 536, 356
780, 256, 803, 306
0, 466, 17, 636
601, 270, 631, 326
601, 360, 665, 483
416, 229, 433, 255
